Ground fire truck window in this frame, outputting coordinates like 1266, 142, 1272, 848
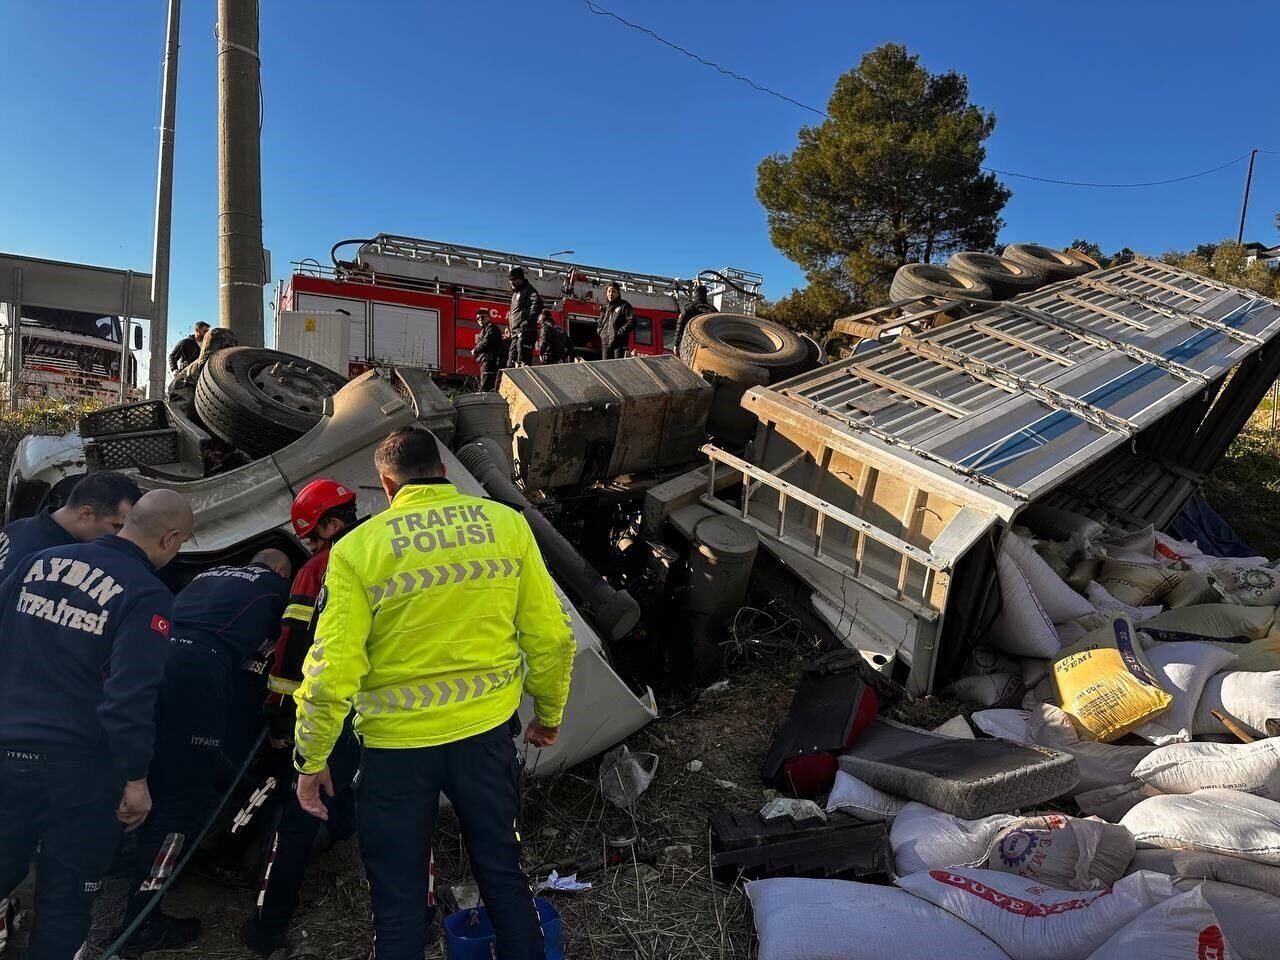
634, 315, 653, 346
661, 318, 677, 351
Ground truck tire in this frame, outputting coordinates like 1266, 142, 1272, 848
947, 252, 1044, 299
1001, 243, 1097, 281
889, 263, 993, 303
679, 313, 809, 384
195, 347, 348, 459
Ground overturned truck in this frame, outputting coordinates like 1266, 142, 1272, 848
697, 258, 1280, 693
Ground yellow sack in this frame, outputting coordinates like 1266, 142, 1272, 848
1053, 617, 1172, 743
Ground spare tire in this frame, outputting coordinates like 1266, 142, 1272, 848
1002, 243, 1097, 281
679, 312, 810, 384
948, 252, 1044, 299
889, 263, 993, 303
195, 347, 348, 459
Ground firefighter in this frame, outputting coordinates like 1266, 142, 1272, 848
242, 480, 365, 957
536, 309, 571, 364
293, 427, 574, 960
0, 470, 142, 581
167, 322, 210, 373
598, 281, 635, 360
472, 308, 505, 392
506, 266, 543, 367
114, 549, 293, 956
0, 490, 192, 960
674, 283, 715, 355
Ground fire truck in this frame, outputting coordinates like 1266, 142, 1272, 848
276, 234, 762, 379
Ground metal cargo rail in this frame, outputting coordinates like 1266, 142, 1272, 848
702, 258, 1280, 693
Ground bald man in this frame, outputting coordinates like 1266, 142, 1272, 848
0, 489, 192, 960
114, 548, 294, 955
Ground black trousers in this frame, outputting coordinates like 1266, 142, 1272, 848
507, 332, 534, 367
253, 716, 360, 937
357, 717, 542, 960
0, 751, 122, 960
479, 368, 499, 392
123, 642, 259, 923
605, 345, 628, 360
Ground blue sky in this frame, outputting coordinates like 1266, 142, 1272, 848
2, 0, 1279, 364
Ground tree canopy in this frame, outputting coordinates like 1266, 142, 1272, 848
757, 43, 1011, 326
1160, 239, 1279, 297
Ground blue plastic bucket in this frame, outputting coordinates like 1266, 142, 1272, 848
444, 896, 564, 960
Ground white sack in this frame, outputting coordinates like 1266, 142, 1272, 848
932, 715, 975, 739
1004, 533, 1095, 623
1018, 504, 1104, 544
971, 709, 1031, 742
1120, 789, 1280, 866
1193, 671, 1280, 739
1084, 581, 1162, 622
895, 867, 1174, 960
984, 814, 1135, 890
747, 878, 1013, 960
1133, 740, 1280, 800
1211, 560, 1280, 607
1085, 887, 1230, 960
988, 551, 1062, 658
1025, 703, 1155, 793
953, 673, 1025, 709
1170, 880, 1279, 960
1132, 641, 1237, 745
890, 803, 1018, 876
825, 769, 907, 821
1074, 781, 1151, 822
1129, 848, 1280, 898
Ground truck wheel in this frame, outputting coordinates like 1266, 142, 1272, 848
889, 263, 993, 303
1001, 243, 1097, 281
195, 347, 348, 459
679, 313, 810, 384
947, 252, 1044, 299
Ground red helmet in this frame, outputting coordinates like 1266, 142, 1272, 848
291, 478, 356, 538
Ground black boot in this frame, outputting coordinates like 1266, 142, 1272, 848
241, 916, 289, 958
118, 911, 202, 958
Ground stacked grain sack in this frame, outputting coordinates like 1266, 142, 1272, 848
749, 504, 1280, 959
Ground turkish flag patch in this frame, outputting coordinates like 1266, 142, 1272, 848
151, 614, 171, 637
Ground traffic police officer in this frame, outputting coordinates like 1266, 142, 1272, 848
0, 490, 192, 960
294, 427, 575, 960
0, 470, 142, 581
244, 480, 364, 956
116, 549, 293, 955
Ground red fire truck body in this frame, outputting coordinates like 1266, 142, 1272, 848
279, 234, 761, 380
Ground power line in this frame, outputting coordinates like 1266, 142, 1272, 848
582, 0, 1255, 190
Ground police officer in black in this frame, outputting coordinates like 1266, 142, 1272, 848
536, 309, 571, 364
674, 283, 715, 355
0, 489, 192, 960
598, 281, 635, 360
506, 266, 543, 367
0, 471, 142, 582
114, 549, 293, 955
472, 308, 505, 392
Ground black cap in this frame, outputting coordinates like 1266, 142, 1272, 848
693, 283, 708, 297
508, 266, 525, 279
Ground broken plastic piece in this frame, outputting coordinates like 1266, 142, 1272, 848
536, 871, 592, 894
709, 808, 892, 882
599, 746, 658, 808
761, 798, 827, 822
762, 669, 879, 794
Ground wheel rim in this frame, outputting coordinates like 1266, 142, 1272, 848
248, 359, 333, 414
716, 320, 786, 354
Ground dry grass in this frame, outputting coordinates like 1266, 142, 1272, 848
0, 396, 101, 489
1202, 416, 1280, 558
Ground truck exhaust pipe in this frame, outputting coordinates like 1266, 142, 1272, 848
455, 438, 641, 642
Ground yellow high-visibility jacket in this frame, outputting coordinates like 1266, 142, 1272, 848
293, 480, 574, 773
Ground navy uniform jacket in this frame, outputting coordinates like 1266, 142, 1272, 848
0, 536, 173, 781
0, 508, 77, 581
172, 562, 290, 666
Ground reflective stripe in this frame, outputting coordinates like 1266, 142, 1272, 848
367, 558, 523, 606
267, 675, 300, 695
283, 602, 314, 622
353, 668, 517, 716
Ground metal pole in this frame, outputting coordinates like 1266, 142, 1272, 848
1271, 379, 1278, 437
217, 0, 265, 346
9, 267, 22, 407
119, 271, 134, 405
1237, 148, 1258, 245
148, 0, 181, 400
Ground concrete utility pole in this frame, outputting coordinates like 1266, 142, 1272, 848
148, 0, 181, 398
217, 0, 265, 346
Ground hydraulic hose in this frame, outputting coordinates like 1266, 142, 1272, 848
456, 438, 641, 642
